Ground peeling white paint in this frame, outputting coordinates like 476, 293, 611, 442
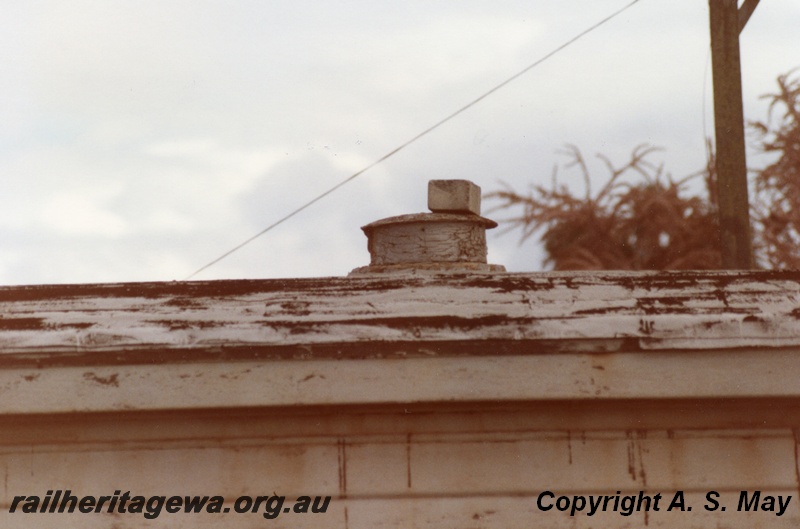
1, 271, 800, 357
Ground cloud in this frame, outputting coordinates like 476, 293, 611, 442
0, 0, 798, 283
39, 191, 129, 237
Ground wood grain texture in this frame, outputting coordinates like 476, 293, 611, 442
1, 270, 800, 363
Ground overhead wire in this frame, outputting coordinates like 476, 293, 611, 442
702, 45, 712, 148
183, 0, 643, 280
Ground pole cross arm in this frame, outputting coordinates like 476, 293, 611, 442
738, 0, 760, 33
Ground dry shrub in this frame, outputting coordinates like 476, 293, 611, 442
752, 69, 800, 269
487, 144, 721, 270
489, 69, 800, 271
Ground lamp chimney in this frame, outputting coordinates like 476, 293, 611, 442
350, 180, 505, 275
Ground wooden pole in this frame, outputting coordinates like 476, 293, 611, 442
709, 0, 753, 269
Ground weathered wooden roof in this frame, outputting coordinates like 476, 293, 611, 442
2, 270, 800, 413
2, 270, 800, 362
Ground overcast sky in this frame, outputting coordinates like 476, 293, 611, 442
2, 0, 798, 285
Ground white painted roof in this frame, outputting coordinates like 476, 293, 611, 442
1, 270, 799, 362
2, 270, 799, 413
